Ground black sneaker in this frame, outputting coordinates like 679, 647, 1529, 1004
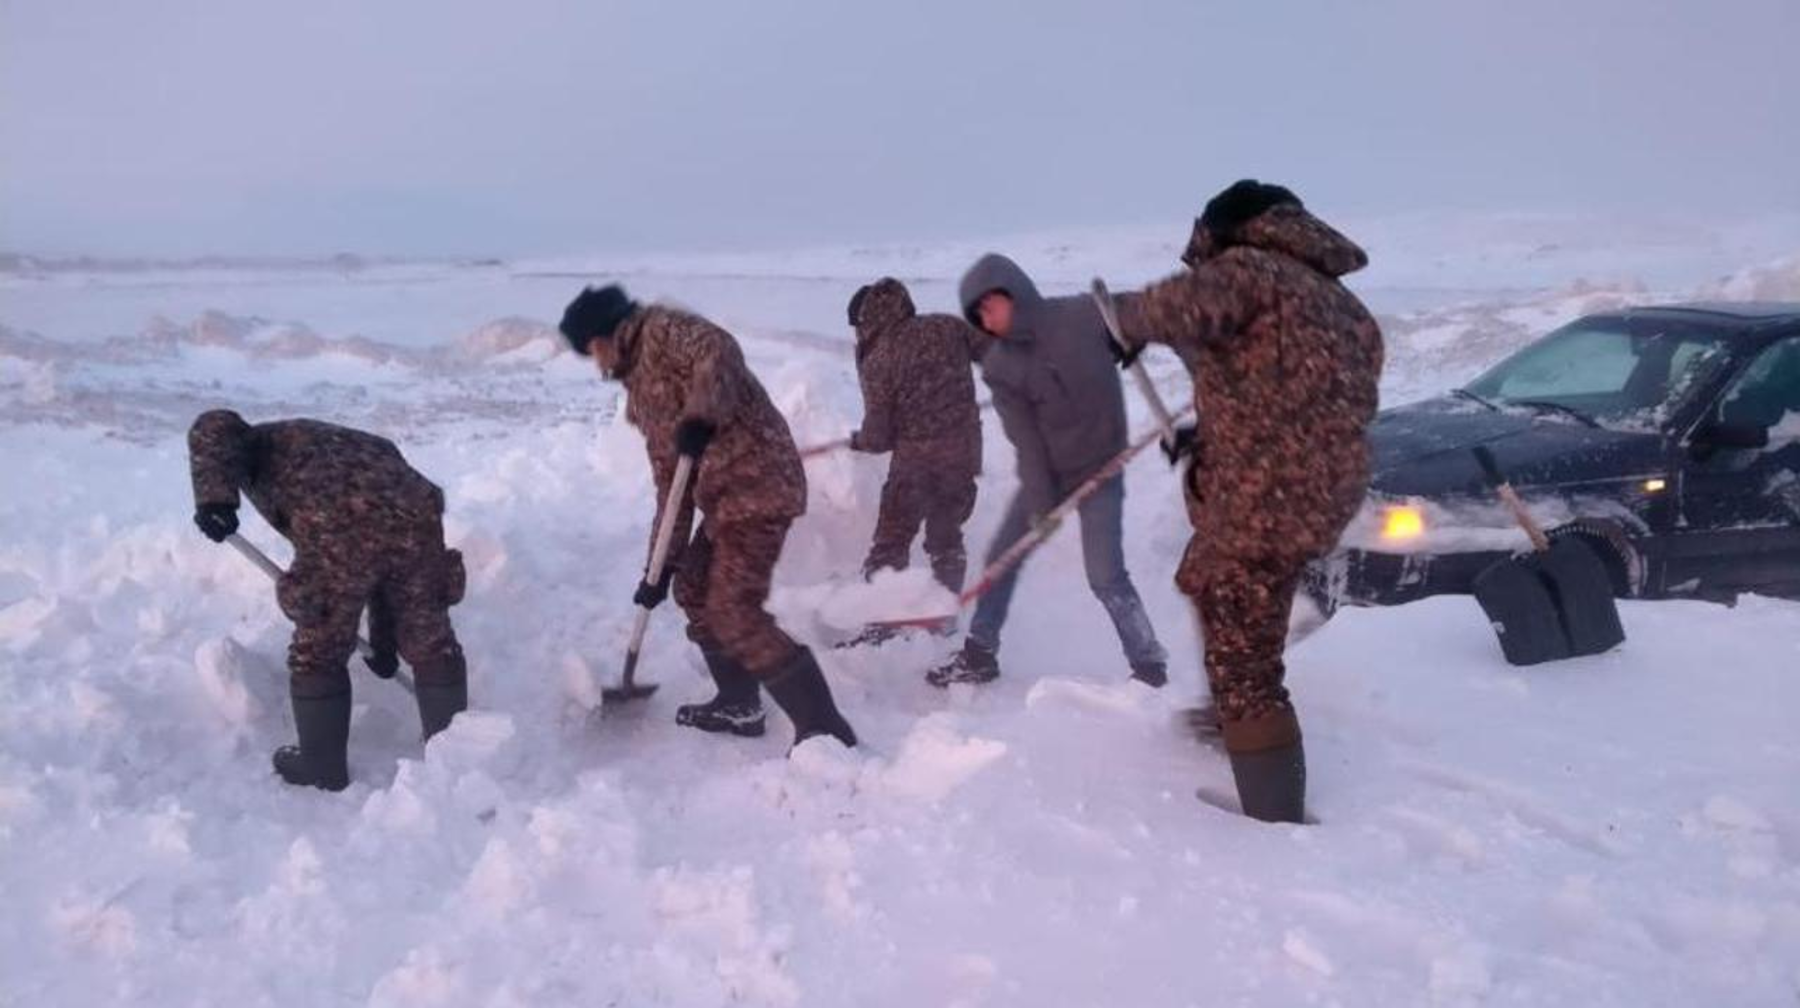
675, 699, 767, 737
926, 640, 999, 687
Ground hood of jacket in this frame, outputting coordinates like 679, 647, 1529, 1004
1183, 204, 1369, 278
957, 253, 1045, 333
852, 277, 917, 351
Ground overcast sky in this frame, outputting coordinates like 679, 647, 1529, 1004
2, 0, 1795, 258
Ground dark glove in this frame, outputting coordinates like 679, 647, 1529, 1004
675, 418, 716, 458
1160, 423, 1199, 467
633, 567, 675, 609
193, 504, 239, 543
1106, 335, 1145, 371
363, 650, 399, 679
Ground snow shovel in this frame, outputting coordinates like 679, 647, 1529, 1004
608, 452, 697, 704
870, 407, 1195, 631
1469, 447, 1624, 665
1091, 278, 1180, 452
224, 533, 417, 696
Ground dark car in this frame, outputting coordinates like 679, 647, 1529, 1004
1315, 302, 1800, 611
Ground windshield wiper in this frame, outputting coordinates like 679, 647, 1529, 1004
1451, 388, 1498, 411
1510, 399, 1601, 428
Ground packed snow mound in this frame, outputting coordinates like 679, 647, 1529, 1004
1698, 254, 1800, 303
447, 316, 563, 365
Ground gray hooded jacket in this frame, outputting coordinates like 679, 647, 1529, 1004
958, 254, 1129, 514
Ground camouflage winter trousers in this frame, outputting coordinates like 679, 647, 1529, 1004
673, 516, 799, 679
862, 466, 978, 592
1187, 549, 1305, 753
276, 516, 467, 698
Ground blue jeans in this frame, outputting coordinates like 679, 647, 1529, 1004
967, 476, 1167, 669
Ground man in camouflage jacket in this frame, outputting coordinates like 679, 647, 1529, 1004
847, 277, 985, 595
1114, 180, 1384, 822
559, 284, 856, 749
188, 410, 469, 792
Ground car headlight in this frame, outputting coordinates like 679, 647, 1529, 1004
1379, 503, 1426, 542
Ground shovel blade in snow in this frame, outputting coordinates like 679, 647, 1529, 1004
1473, 537, 1623, 666
601, 647, 659, 705
1538, 536, 1625, 655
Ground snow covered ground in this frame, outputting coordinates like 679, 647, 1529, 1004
2, 226, 1799, 1006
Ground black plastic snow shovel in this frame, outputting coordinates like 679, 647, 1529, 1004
1470, 447, 1625, 666
607, 452, 697, 704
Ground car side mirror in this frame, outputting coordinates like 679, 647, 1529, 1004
1689, 419, 1769, 461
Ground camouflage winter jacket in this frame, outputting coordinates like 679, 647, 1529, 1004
188, 411, 444, 554
612, 306, 806, 567
852, 277, 984, 476
1117, 205, 1384, 563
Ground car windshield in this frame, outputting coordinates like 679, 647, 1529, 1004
1463, 319, 1732, 431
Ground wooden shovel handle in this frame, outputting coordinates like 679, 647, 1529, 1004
1472, 447, 1550, 552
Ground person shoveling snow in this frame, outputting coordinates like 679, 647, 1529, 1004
558, 284, 858, 750
186, 409, 470, 792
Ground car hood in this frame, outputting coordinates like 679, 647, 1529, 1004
1369, 395, 1667, 498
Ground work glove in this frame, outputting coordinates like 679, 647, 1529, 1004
193, 503, 239, 543
1106, 334, 1145, 371
363, 651, 399, 679
1160, 423, 1199, 467
633, 567, 675, 609
675, 418, 716, 459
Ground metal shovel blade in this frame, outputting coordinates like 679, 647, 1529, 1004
601, 646, 660, 705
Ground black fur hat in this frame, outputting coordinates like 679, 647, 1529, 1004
846, 284, 871, 327
1198, 180, 1302, 242
559, 285, 638, 355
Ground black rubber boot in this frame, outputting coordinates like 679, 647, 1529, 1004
1228, 740, 1307, 824
676, 647, 767, 738
764, 647, 858, 749
416, 680, 467, 742
272, 691, 351, 792
925, 638, 999, 687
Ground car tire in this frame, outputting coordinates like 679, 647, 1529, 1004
1545, 519, 1643, 598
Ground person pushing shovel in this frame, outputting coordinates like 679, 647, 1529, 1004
1109, 180, 1384, 823
559, 285, 857, 749
187, 410, 469, 792
926, 254, 1170, 689
840, 277, 986, 645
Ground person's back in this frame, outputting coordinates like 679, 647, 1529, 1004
192, 417, 443, 547
853, 277, 982, 475
186, 409, 468, 793
1129, 201, 1382, 563
847, 278, 985, 604
1118, 179, 1385, 824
